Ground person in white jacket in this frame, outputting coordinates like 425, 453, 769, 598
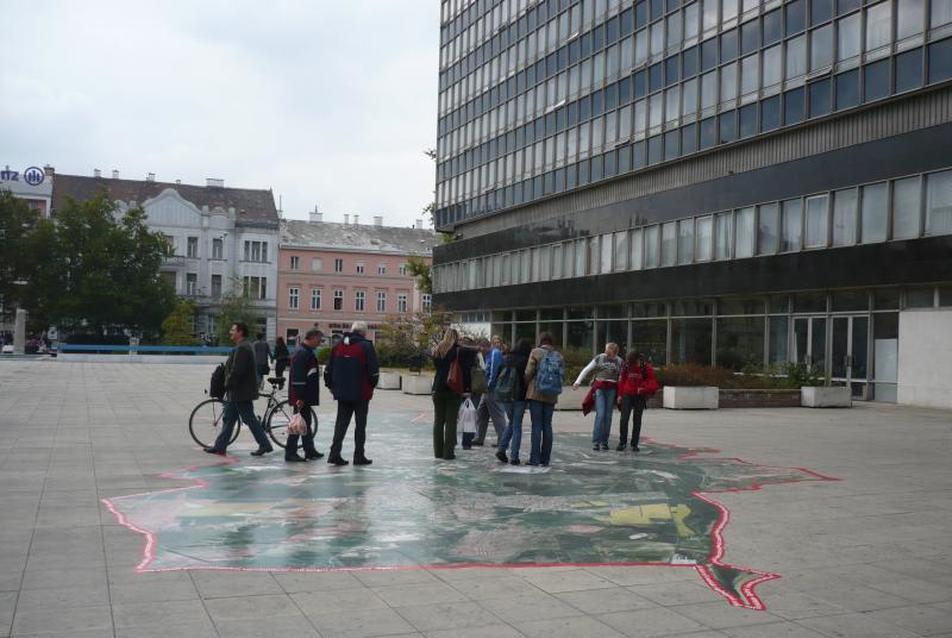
573, 343, 623, 451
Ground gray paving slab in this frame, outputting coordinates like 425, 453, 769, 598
1, 359, 950, 638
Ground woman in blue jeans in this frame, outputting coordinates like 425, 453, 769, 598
495, 339, 532, 465
573, 343, 623, 451
524, 332, 564, 466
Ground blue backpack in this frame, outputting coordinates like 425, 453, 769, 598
535, 350, 564, 396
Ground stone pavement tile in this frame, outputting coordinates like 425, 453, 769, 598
798, 583, 914, 613
214, 615, 321, 638
112, 598, 210, 628
116, 619, 219, 638
192, 570, 283, 598
627, 580, 724, 606
204, 593, 302, 622
721, 621, 828, 637
108, 571, 199, 604
752, 589, 849, 620
292, 588, 389, 615
667, 601, 783, 630
309, 607, 417, 638
273, 570, 366, 593
796, 612, 920, 638
436, 572, 541, 600
477, 590, 585, 624
555, 586, 660, 614
394, 600, 500, 632
866, 577, 952, 604
10, 630, 109, 638
373, 582, 469, 607
583, 566, 702, 586
861, 604, 952, 636
19, 567, 106, 591
599, 607, 709, 637
353, 569, 441, 588
516, 567, 616, 593
0, 591, 14, 637
513, 614, 627, 638
11, 604, 113, 635
423, 625, 524, 638
14, 583, 109, 612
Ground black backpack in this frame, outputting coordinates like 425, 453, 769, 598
209, 363, 226, 399
494, 365, 521, 403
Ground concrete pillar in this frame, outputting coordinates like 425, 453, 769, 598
13, 308, 26, 355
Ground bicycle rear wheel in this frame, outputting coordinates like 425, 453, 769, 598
267, 399, 316, 449
188, 398, 239, 448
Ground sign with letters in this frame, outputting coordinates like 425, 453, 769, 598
1, 165, 45, 186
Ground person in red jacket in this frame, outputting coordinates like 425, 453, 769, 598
323, 321, 379, 466
616, 351, 659, 452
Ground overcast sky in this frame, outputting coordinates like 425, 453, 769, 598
1, 1, 439, 227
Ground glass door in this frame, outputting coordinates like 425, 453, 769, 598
831, 316, 869, 398
793, 316, 827, 373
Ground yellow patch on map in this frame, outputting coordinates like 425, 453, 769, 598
607, 504, 694, 537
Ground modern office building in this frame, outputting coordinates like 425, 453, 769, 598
277, 214, 439, 345
432, 0, 952, 407
52, 172, 280, 341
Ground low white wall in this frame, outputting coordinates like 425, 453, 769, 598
898, 309, 952, 409
58, 354, 227, 364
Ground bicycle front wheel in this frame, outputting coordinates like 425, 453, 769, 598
267, 400, 316, 449
188, 398, 239, 448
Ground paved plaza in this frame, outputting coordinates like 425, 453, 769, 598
0, 360, 950, 637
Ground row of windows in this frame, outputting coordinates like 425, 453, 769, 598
162, 235, 225, 260
434, 167, 952, 292
434, 38, 950, 226
286, 288, 422, 313
286, 255, 410, 276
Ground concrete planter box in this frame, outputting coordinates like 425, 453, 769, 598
377, 371, 402, 390
801, 386, 852, 408
719, 388, 802, 408
663, 386, 719, 410
401, 374, 433, 395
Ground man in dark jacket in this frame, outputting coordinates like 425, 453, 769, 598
205, 322, 274, 456
286, 328, 325, 463
253, 333, 272, 387
323, 321, 379, 466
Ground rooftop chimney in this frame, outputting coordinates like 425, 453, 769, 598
94, 169, 101, 178
43, 165, 55, 176
146, 172, 155, 182
206, 178, 224, 188
175, 179, 181, 185
415, 218, 424, 229
373, 215, 383, 226
309, 206, 323, 223
111, 169, 119, 179
344, 214, 350, 225
353, 214, 360, 226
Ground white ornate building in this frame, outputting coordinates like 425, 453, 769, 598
52, 172, 280, 341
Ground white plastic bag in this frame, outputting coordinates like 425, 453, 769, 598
288, 412, 308, 435
458, 397, 477, 434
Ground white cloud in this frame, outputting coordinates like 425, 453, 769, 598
0, 0, 438, 227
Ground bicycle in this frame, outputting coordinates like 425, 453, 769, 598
188, 376, 317, 450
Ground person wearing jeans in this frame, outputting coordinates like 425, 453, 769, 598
524, 332, 564, 466
495, 339, 531, 465
573, 343, 623, 451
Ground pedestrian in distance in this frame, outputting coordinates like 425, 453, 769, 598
204, 322, 274, 457
473, 334, 509, 447
616, 351, 659, 452
273, 336, 291, 379
430, 328, 478, 461
285, 328, 325, 462
573, 342, 623, 451
253, 333, 272, 387
324, 321, 379, 466
494, 338, 532, 465
524, 332, 565, 466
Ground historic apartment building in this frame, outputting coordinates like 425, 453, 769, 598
51, 172, 280, 341
277, 214, 440, 345
432, 0, 952, 408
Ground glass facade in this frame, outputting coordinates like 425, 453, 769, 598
436, 0, 952, 228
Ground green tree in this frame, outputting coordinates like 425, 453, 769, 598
214, 278, 259, 345
0, 192, 38, 319
161, 300, 199, 345
376, 307, 453, 367
16, 193, 176, 336
406, 255, 432, 295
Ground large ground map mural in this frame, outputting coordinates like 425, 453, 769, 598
104, 412, 837, 610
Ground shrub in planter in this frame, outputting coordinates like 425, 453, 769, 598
656, 363, 734, 387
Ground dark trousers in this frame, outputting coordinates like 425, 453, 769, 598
432, 391, 463, 459
274, 359, 288, 378
528, 400, 555, 465
619, 395, 647, 448
329, 401, 368, 460
285, 405, 318, 459
213, 400, 271, 452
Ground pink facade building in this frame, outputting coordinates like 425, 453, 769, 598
278, 216, 439, 345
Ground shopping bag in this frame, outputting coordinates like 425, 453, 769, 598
288, 412, 308, 435
458, 397, 477, 433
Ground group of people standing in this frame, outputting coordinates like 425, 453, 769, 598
430, 330, 565, 466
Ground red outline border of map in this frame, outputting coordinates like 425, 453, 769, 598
102, 437, 840, 611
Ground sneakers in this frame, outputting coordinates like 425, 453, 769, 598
495, 450, 508, 463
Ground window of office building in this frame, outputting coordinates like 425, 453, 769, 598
893, 176, 922, 239
696, 215, 714, 261
715, 211, 732, 260
716, 316, 765, 370
781, 198, 803, 252
866, 2, 893, 53
861, 182, 889, 243
630, 228, 644, 270
311, 288, 321, 311
671, 318, 713, 365
289, 287, 299, 310
758, 202, 779, 255
804, 194, 829, 248
833, 187, 859, 246
678, 219, 695, 264
613, 231, 628, 271
926, 169, 952, 235
735, 206, 755, 258
333, 289, 343, 310
645, 225, 661, 267
897, 0, 925, 39
661, 222, 678, 266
